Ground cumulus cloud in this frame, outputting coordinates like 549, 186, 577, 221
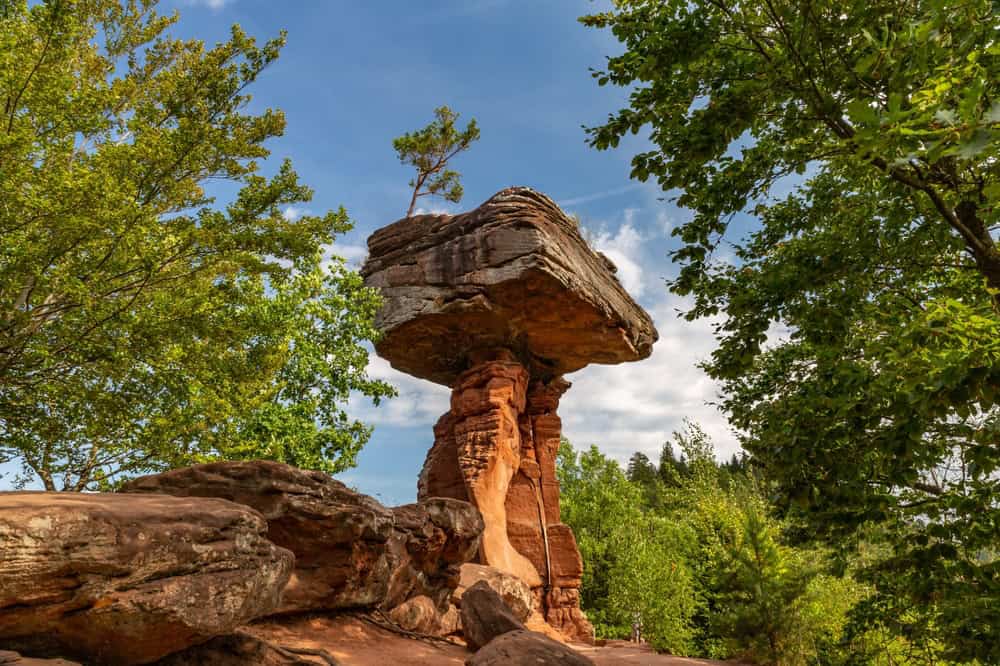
561, 294, 739, 466
348, 356, 450, 427
322, 242, 368, 271
589, 221, 646, 299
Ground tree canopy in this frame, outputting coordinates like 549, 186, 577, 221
583, 1, 1000, 661
0, 0, 394, 490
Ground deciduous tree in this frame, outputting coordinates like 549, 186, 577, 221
0, 0, 394, 490
583, 1, 1000, 659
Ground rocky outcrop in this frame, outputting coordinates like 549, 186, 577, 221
121, 460, 394, 614
362, 187, 656, 386
459, 581, 527, 651
466, 630, 595, 666
121, 461, 483, 621
363, 187, 658, 643
0, 492, 293, 665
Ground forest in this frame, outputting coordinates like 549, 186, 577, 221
1, 0, 997, 664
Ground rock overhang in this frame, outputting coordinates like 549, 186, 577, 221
361, 187, 658, 386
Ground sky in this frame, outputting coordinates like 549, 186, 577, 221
2, 0, 747, 501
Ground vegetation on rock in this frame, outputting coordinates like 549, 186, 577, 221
393, 105, 480, 218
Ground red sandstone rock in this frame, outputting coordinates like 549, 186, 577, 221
420, 358, 542, 588
419, 364, 595, 642
361, 187, 657, 386
465, 629, 595, 666
0, 492, 292, 665
121, 461, 483, 619
384, 497, 484, 612
121, 460, 395, 614
0, 652, 80, 666
459, 581, 526, 651
364, 187, 656, 644
453, 564, 533, 623
388, 595, 441, 635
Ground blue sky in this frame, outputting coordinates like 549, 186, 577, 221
2, 0, 746, 501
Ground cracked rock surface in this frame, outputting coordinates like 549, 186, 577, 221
0, 492, 293, 665
361, 186, 657, 387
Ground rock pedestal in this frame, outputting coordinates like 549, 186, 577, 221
418, 357, 592, 641
362, 187, 659, 643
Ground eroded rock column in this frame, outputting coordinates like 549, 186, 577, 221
420, 359, 594, 642
509, 377, 594, 643
419, 356, 542, 588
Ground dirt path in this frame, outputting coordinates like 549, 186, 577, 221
249, 615, 731, 665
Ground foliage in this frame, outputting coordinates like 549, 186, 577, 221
583, 1, 1000, 659
0, 0, 394, 490
557, 440, 699, 654
392, 105, 480, 217
559, 430, 874, 663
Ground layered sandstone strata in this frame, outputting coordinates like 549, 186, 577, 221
121, 460, 484, 618
0, 492, 292, 665
362, 187, 658, 642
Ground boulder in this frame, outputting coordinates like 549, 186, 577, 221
361, 186, 657, 386
465, 630, 595, 666
121, 461, 483, 617
459, 580, 525, 651
440, 604, 462, 636
387, 595, 441, 635
384, 497, 484, 611
0, 492, 292, 665
453, 564, 532, 623
121, 460, 394, 614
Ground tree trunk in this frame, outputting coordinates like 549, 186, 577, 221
956, 201, 1000, 310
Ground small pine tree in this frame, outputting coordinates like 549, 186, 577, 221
392, 106, 480, 217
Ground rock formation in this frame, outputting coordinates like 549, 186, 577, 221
121, 460, 483, 623
459, 581, 528, 651
362, 186, 658, 642
466, 630, 596, 666
0, 492, 292, 665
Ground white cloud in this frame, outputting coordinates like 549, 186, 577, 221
589, 221, 646, 298
556, 183, 645, 207
561, 294, 740, 465
412, 205, 454, 216
283, 206, 305, 221
186, 0, 235, 9
348, 356, 450, 427
322, 242, 368, 271
656, 210, 674, 236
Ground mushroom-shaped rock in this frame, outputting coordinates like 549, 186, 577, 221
362, 187, 658, 644
361, 186, 657, 386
